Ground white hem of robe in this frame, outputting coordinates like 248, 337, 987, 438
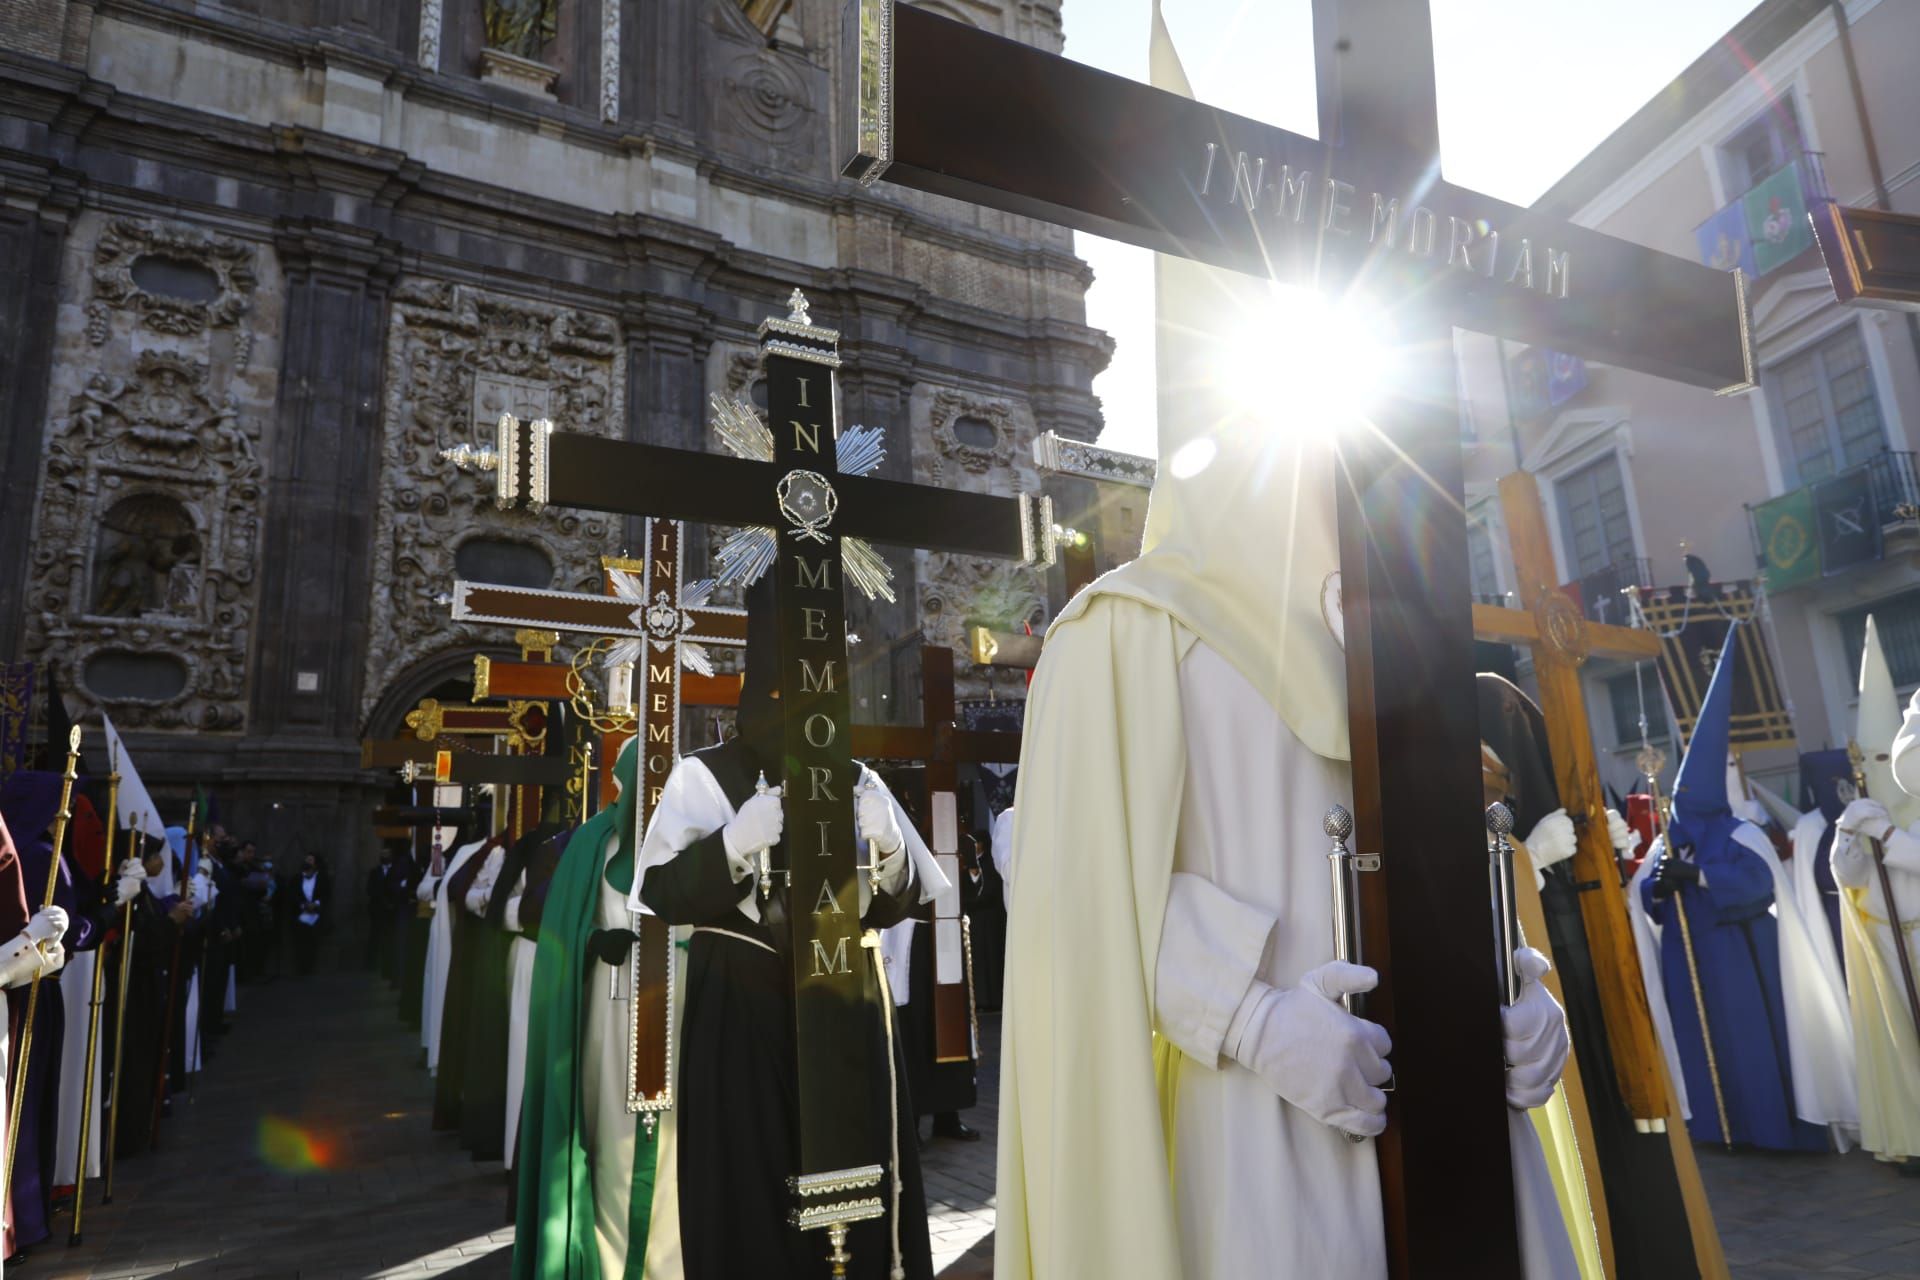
423, 840, 485, 1073
53, 949, 101, 1184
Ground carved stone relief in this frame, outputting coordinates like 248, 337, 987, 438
362, 279, 622, 721
909, 384, 1045, 700
708, 0, 821, 168
26, 214, 278, 731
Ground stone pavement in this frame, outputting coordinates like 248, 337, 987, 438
24, 969, 1917, 1278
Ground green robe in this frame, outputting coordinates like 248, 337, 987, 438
514, 747, 659, 1279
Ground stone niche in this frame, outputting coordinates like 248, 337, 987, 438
362, 278, 624, 721
24, 214, 282, 732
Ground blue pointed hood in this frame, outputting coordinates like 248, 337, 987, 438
1670, 636, 1738, 854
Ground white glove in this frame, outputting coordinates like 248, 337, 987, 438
1502, 947, 1569, 1110
1606, 808, 1636, 857
115, 869, 145, 905
1838, 797, 1893, 843
723, 787, 786, 862
25, 906, 68, 947
1524, 809, 1578, 876
1228, 961, 1392, 1137
856, 777, 904, 856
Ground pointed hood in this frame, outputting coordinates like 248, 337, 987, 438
1670, 636, 1738, 854
1856, 615, 1920, 828
1799, 748, 1854, 823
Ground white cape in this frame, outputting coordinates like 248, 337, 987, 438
423, 839, 484, 1073
1789, 810, 1845, 976
53, 949, 101, 1185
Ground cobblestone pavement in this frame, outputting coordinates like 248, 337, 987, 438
25, 971, 1916, 1278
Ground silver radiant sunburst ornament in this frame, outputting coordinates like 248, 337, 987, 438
705, 393, 897, 603
601, 568, 718, 678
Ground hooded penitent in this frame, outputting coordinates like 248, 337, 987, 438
513, 737, 657, 1280
1791, 748, 1854, 967
1634, 638, 1855, 1150
1858, 616, 1920, 830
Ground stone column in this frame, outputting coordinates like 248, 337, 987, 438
0, 193, 76, 657
245, 221, 399, 757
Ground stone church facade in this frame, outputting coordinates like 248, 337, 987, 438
0, 0, 1109, 859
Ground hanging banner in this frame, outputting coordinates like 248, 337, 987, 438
1635, 580, 1796, 753
1695, 199, 1757, 279
1752, 487, 1820, 591
1812, 468, 1882, 577
1744, 162, 1813, 277
0, 662, 33, 779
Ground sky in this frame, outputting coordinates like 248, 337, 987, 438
1058, 0, 1760, 458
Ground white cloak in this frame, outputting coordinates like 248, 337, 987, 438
1789, 810, 1845, 978
53, 949, 101, 1185
501, 868, 534, 1168
421, 839, 484, 1072
1831, 821, 1920, 1159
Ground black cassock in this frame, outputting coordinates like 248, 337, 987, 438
900, 903, 978, 1118
1478, 674, 1699, 1280
641, 739, 934, 1280
107, 885, 179, 1158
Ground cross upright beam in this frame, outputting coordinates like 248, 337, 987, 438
841, 2, 1757, 1272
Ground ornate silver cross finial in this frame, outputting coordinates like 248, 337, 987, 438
787, 288, 812, 326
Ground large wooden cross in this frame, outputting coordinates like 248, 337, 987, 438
443, 294, 1055, 1257
842, 2, 1752, 1270
448, 519, 746, 1125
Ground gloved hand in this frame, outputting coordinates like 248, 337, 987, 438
25, 906, 68, 946
586, 927, 639, 967
1228, 961, 1392, 1138
1606, 808, 1637, 858
723, 786, 785, 860
856, 777, 903, 856
1838, 797, 1893, 843
1502, 947, 1569, 1109
1650, 853, 1700, 900
115, 858, 148, 905
1524, 808, 1577, 889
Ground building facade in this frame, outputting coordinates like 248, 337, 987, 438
1457, 0, 1920, 801
0, 0, 1109, 861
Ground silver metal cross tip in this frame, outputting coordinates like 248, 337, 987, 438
439, 442, 499, 473
786, 288, 811, 326
1324, 805, 1353, 842
1485, 802, 1515, 837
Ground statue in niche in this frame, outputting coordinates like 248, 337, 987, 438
483, 0, 558, 59
91, 494, 201, 618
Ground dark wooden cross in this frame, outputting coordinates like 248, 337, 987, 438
443, 295, 1054, 1256
449, 521, 747, 1125
841, 2, 1753, 1271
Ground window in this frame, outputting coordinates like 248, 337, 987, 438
1606, 670, 1668, 749
1467, 519, 1502, 600
1837, 588, 1920, 689
1555, 452, 1637, 579
1772, 325, 1887, 485
1719, 97, 1803, 195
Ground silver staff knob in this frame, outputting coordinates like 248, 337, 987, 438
1485, 802, 1515, 838
439, 442, 499, 473
1325, 805, 1355, 844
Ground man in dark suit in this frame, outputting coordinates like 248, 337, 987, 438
284, 852, 331, 976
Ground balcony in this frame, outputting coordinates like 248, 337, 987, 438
1567, 556, 1654, 627
1694, 151, 1830, 279
1748, 450, 1920, 590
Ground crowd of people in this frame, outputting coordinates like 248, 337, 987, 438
0, 765, 337, 1264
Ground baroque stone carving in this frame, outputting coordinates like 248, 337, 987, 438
919, 554, 1046, 660
721, 51, 813, 138
927, 388, 1016, 483
482, 0, 557, 59
86, 218, 257, 349
363, 280, 623, 720
418, 0, 444, 68
28, 346, 266, 731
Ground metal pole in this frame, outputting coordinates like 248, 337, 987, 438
1646, 773, 1732, 1149
4, 726, 83, 1208
68, 742, 119, 1244
101, 818, 137, 1205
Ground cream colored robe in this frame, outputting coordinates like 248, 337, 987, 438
996, 596, 1574, 1280
421, 839, 483, 1072
1832, 821, 1920, 1160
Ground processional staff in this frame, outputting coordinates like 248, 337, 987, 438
149, 799, 197, 1139
68, 738, 119, 1245
3, 725, 82, 1208
1844, 741, 1920, 1043
102, 812, 140, 1205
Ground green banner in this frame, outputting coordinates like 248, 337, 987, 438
1754, 487, 1820, 591
1745, 162, 1812, 276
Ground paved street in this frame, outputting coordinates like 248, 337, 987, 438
17, 970, 1915, 1278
